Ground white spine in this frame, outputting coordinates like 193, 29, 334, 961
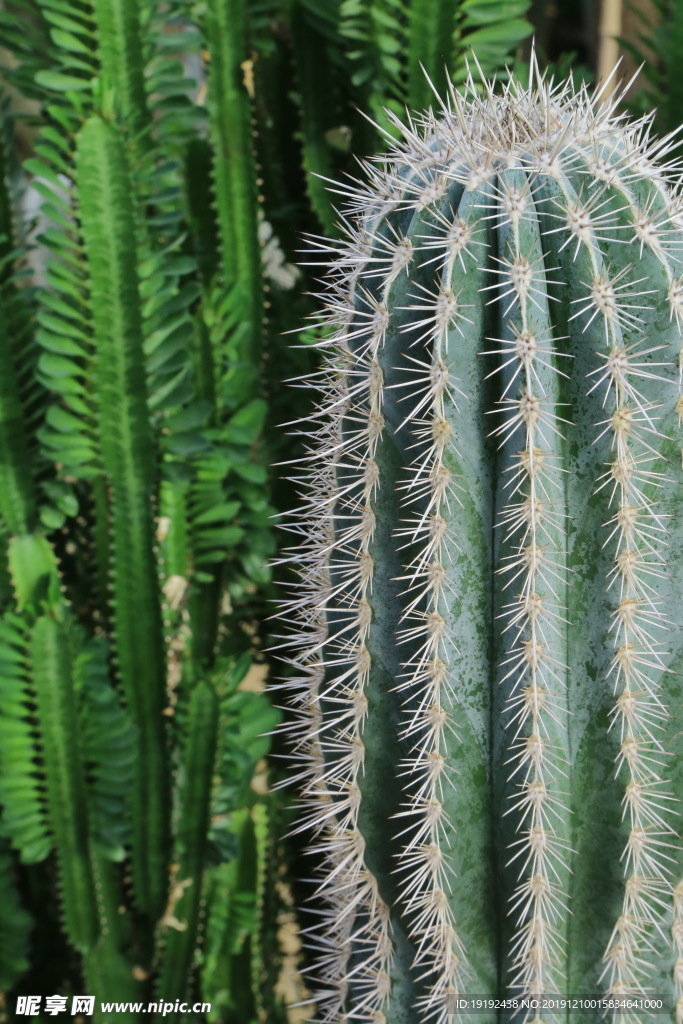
392, 149, 477, 1024
559, 156, 677, 1010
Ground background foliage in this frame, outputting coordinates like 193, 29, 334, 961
0, 0, 676, 1021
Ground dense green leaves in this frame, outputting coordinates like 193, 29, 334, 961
0, 0, 540, 1016
0, 289, 38, 535
0, 613, 51, 865
0, 837, 32, 988
453, 0, 532, 83
0, 0, 289, 1009
618, 0, 683, 162
75, 637, 136, 862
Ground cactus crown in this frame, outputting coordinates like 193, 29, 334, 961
279, 58, 683, 1023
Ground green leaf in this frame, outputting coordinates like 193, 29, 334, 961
461, 18, 531, 46
165, 400, 212, 433
41, 481, 79, 518
24, 157, 64, 187
232, 462, 267, 484
166, 432, 212, 456
35, 69, 93, 92
38, 350, 83, 378
39, 505, 66, 530
8, 534, 60, 614
461, 0, 530, 20
407, 0, 458, 109
194, 502, 240, 525
225, 398, 267, 442
49, 27, 93, 54
42, 7, 95, 36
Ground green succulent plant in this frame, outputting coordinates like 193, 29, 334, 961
280, 60, 683, 1023
0, 0, 282, 1017
0, 0, 538, 1016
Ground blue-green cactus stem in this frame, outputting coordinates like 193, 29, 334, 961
280, 63, 683, 1023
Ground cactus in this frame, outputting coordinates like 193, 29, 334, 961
280, 61, 683, 1022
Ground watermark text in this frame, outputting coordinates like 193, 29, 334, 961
16, 996, 211, 1016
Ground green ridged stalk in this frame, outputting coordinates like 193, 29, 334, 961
156, 681, 218, 1013
75, 115, 169, 921
204, 0, 262, 376
282, 65, 683, 1022
290, 3, 339, 236
92, 0, 149, 139
0, 0, 284, 1011
31, 614, 98, 952
406, 0, 457, 111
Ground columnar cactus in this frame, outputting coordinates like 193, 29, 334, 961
281, 62, 683, 1023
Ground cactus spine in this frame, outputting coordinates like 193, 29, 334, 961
281, 62, 683, 1022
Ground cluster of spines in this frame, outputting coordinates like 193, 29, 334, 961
487, 170, 571, 1013
386, 178, 518, 1024
555, 150, 681, 1009
280, 56, 683, 1023
277, 257, 395, 1020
